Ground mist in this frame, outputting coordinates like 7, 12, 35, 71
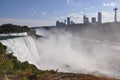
35, 24, 120, 78
1, 23, 120, 79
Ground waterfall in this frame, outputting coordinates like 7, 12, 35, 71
0, 29, 120, 78
0, 36, 40, 67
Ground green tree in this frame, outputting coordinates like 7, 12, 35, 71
0, 42, 6, 54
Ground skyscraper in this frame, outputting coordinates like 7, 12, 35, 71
86, 17, 89, 23
83, 15, 89, 24
67, 17, 70, 25
98, 12, 102, 23
91, 17, 96, 23
83, 15, 86, 24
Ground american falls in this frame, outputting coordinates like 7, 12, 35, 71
0, 29, 120, 79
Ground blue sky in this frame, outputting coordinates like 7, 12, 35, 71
0, 0, 120, 27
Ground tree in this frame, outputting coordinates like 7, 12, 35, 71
0, 23, 31, 34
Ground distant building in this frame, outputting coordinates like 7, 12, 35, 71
56, 21, 65, 27
86, 17, 89, 23
67, 17, 71, 25
83, 15, 89, 24
59, 22, 65, 26
56, 17, 76, 26
56, 21, 60, 26
91, 17, 96, 23
98, 12, 102, 23
64, 20, 66, 25
83, 15, 86, 24
113, 7, 118, 22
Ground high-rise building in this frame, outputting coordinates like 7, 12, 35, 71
56, 21, 65, 27
83, 15, 89, 24
98, 12, 102, 23
86, 17, 89, 23
83, 15, 86, 24
56, 21, 60, 26
67, 17, 71, 25
91, 17, 96, 23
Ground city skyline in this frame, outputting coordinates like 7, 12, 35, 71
0, 0, 120, 27
56, 12, 102, 26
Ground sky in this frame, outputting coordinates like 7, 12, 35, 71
0, 0, 120, 27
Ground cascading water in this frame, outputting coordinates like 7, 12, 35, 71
0, 28, 120, 79
0, 36, 40, 67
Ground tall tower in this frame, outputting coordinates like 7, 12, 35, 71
98, 12, 102, 23
83, 15, 89, 24
113, 7, 118, 22
67, 17, 70, 25
83, 15, 86, 24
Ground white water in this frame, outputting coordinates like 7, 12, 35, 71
0, 36, 40, 67
0, 32, 27, 36
1, 28, 120, 78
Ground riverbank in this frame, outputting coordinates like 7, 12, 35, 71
0, 72, 117, 80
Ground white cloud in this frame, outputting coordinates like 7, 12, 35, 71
33, 11, 37, 14
103, 2, 116, 7
117, 10, 120, 18
68, 13, 83, 23
102, 11, 120, 22
30, 8, 38, 16
53, 11, 58, 14
68, 13, 82, 18
102, 11, 114, 22
77, 3, 82, 6
85, 6, 95, 10
66, 0, 74, 4
66, 0, 82, 7
41, 12, 46, 16
0, 18, 55, 27
30, 8, 34, 10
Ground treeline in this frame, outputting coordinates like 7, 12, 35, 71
0, 42, 56, 80
0, 23, 31, 34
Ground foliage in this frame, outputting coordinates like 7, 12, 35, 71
0, 23, 31, 34
21, 76, 28, 80
0, 42, 58, 79
0, 42, 6, 54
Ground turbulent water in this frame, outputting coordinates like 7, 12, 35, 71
1, 28, 120, 78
